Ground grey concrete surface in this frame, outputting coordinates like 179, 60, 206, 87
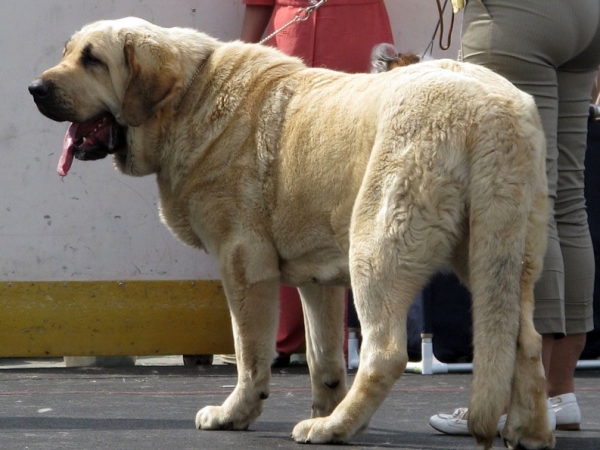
0, 358, 598, 449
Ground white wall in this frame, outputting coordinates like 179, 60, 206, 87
2, 0, 460, 282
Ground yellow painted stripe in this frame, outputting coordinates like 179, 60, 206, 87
0, 281, 234, 357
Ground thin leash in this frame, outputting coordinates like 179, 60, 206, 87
259, 0, 330, 45
422, 0, 456, 58
259, 0, 456, 59
177, 1, 329, 110
174, 54, 211, 112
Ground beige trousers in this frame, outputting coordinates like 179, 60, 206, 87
461, 0, 600, 334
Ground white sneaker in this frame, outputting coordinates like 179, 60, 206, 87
547, 399, 557, 431
429, 401, 556, 436
550, 393, 581, 431
428, 407, 507, 435
429, 407, 473, 435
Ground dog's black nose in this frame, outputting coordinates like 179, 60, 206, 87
28, 79, 49, 99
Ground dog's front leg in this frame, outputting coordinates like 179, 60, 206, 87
195, 242, 280, 431
298, 285, 348, 418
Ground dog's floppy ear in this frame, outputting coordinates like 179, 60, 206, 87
121, 33, 183, 127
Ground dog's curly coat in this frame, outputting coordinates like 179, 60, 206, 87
30, 18, 554, 449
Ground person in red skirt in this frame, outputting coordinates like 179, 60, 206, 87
241, 0, 394, 366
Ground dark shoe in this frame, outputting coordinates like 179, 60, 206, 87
183, 355, 213, 366
272, 354, 290, 368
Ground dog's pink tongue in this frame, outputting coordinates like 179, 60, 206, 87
58, 123, 78, 176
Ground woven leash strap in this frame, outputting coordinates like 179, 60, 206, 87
259, 0, 329, 45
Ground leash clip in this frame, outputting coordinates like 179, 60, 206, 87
259, 0, 329, 44
296, 0, 328, 22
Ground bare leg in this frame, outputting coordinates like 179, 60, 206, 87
544, 333, 587, 397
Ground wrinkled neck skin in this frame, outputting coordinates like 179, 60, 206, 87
113, 32, 306, 192
111, 28, 224, 177
109, 31, 307, 253
112, 110, 166, 176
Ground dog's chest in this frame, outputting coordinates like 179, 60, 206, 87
156, 183, 209, 251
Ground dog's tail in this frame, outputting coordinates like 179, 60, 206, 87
370, 43, 422, 73
465, 104, 548, 445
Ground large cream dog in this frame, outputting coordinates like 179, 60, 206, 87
29, 17, 554, 449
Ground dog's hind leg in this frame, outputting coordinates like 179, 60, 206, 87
466, 133, 553, 449
466, 207, 523, 448
502, 188, 555, 449
292, 243, 438, 443
292, 165, 453, 443
298, 285, 348, 418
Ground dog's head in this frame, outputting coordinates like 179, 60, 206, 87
29, 17, 213, 176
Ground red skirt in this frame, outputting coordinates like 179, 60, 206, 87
244, 0, 394, 72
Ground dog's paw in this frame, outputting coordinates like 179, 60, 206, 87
195, 405, 257, 431
502, 430, 555, 450
291, 417, 351, 444
502, 418, 556, 450
501, 405, 556, 450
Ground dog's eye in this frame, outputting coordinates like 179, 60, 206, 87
81, 45, 103, 68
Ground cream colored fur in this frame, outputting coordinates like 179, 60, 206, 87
32, 17, 555, 449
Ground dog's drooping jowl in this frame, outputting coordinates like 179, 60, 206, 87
29, 17, 554, 449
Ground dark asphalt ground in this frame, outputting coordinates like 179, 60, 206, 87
0, 360, 598, 449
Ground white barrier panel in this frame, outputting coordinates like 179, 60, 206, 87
1, 1, 461, 357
